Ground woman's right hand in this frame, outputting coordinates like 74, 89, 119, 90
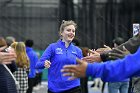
44, 60, 51, 68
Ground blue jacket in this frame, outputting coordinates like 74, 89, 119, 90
26, 47, 38, 78
86, 47, 140, 82
36, 40, 83, 92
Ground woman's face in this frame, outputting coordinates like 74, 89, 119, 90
61, 25, 76, 43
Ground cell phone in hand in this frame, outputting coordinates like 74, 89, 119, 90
133, 23, 140, 36
1, 48, 8, 52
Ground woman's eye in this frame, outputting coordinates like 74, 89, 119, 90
67, 29, 71, 32
72, 30, 75, 33
66, 29, 75, 33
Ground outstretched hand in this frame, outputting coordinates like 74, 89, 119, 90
95, 45, 112, 53
0, 46, 17, 64
108, 46, 130, 59
82, 50, 102, 63
61, 58, 88, 80
82, 45, 112, 63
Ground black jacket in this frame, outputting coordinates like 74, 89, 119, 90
0, 64, 17, 93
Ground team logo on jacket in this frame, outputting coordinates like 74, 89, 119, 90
56, 48, 63, 54
72, 51, 77, 55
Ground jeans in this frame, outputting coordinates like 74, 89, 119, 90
108, 82, 129, 93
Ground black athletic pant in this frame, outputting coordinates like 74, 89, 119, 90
26, 78, 35, 93
48, 86, 81, 93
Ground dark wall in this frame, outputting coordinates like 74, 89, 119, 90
1, 0, 140, 50
0, 3, 59, 50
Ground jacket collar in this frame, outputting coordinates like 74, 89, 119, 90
57, 39, 74, 48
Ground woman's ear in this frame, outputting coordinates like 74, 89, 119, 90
60, 32, 63, 37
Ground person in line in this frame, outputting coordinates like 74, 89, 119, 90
5, 36, 17, 73
5, 36, 16, 46
61, 46, 140, 81
82, 33, 140, 63
25, 39, 38, 93
33, 50, 43, 90
36, 20, 83, 93
11, 42, 29, 93
0, 43, 17, 92
107, 37, 129, 93
81, 33, 140, 93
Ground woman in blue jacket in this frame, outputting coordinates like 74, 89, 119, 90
36, 20, 83, 93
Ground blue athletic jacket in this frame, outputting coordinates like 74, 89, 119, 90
26, 47, 38, 78
36, 40, 83, 92
86, 47, 140, 82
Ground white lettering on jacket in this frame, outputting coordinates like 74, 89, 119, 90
56, 48, 63, 54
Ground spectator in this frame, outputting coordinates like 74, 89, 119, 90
5, 36, 17, 73
0, 37, 17, 93
5, 36, 16, 46
11, 42, 29, 93
61, 47, 140, 81
25, 39, 38, 93
108, 37, 129, 93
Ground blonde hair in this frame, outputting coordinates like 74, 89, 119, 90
59, 20, 77, 36
11, 42, 29, 68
